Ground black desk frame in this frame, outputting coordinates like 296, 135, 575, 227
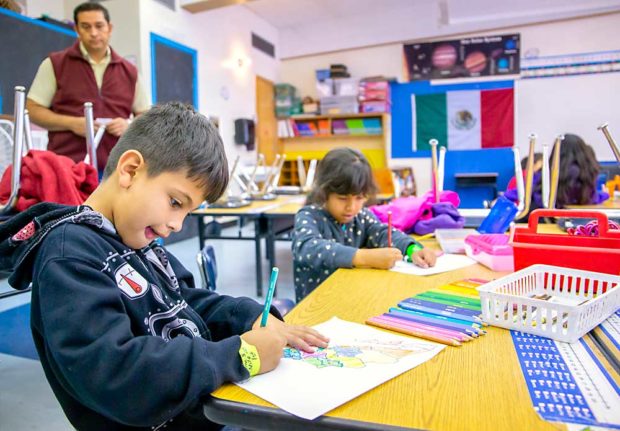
203, 397, 417, 431
192, 212, 269, 297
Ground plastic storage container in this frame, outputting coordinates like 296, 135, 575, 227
435, 229, 478, 254
464, 234, 514, 271
512, 209, 620, 275
478, 264, 620, 343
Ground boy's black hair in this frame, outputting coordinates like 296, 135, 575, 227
103, 102, 229, 204
74, 2, 110, 24
306, 147, 378, 205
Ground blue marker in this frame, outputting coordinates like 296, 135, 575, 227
260, 267, 279, 327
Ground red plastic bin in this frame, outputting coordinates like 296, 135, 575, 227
512, 209, 620, 276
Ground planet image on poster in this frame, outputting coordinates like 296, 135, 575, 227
464, 51, 487, 73
431, 44, 457, 69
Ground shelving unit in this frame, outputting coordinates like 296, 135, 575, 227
277, 113, 390, 185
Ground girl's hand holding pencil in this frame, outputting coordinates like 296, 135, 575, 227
352, 248, 403, 269
407, 248, 438, 269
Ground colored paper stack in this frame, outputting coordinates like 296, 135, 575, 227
359, 78, 391, 113
366, 279, 488, 347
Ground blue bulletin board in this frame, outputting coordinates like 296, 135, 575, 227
150, 33, 198, 109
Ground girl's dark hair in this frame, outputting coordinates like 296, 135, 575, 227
306, 147, 378, 205
533, 133, 600, 207
556, 134, 600, 206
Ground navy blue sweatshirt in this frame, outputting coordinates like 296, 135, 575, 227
291, 205, 420, 301
0, 203, 277, 430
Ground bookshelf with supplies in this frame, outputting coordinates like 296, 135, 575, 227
277, 113, 390, 186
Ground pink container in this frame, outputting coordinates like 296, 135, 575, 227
464, 234, 514, 272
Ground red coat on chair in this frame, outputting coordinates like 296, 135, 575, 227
0, 150, 98, 212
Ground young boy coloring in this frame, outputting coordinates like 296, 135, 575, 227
0, 103, 328, 430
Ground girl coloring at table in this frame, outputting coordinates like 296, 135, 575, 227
291, 148, 436, 302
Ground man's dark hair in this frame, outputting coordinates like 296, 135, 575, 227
104, 103, 229, 204
74, 2, 110, 24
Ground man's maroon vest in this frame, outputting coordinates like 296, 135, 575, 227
48, 41, 137, 171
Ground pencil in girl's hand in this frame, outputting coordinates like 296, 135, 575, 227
387, 210, 392, 247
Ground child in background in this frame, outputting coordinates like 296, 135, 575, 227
505, 152, 543, 191
291, 148, 436, 302
0, 103, 328, 430
504, 133, 607, 218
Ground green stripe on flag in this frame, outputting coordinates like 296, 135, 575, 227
415, 93, 447, 151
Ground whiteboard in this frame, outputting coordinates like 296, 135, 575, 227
515, 72, 620, 161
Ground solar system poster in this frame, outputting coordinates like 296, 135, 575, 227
404, 34, 520, 81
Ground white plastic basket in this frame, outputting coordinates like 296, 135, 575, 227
477, 264, 620, 343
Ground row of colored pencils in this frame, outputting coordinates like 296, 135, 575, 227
366, 279, 488, 347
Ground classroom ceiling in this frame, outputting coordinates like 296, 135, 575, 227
242, 0, 620, 28
242, 0, 620, 58
181, 0, 620, 58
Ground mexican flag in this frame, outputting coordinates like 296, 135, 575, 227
411, 88, 514, 151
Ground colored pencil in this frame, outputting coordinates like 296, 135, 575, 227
387, 210, 392, 247
400, 297, 482, 317
437, 283, 481, 298
387, 309, 479, 336
391, 307, 486, 332
260, 267, 279, 327
416, 292, 481, 311
423, 290, 481, 306
398, 300, 484, 324
382, 313, 478, 341
367, 317, 461, 347
378, 314, 473, 341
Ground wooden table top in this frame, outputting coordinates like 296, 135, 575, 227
192, 196, 303, 216
210, 251, 567, 431
566, 199, 620, 210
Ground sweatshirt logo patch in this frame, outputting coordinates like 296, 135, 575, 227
12, 221, 36, 242
115, 263, 149, 299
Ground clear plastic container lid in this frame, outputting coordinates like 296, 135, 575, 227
464, 233, 513, 256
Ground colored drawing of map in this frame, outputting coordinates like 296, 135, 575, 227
283, 339, 436, 369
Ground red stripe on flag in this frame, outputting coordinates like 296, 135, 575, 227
481, 89, 514, 148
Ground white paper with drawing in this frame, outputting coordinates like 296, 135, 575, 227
236, 317, 445, 420
390, 253, 476, 276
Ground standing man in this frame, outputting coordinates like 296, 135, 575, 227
26, 2, 150, 172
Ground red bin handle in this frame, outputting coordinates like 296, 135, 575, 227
527, 209, 614, 236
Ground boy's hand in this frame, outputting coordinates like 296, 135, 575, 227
253, 314, 330, 353
241, 328, 286, 374
352, 248, 403, 269
410, 248, 437, 269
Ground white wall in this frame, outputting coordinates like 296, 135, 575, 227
23, 0, 65, 20
280, 12, 620, 194
137, 0, 279, 165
